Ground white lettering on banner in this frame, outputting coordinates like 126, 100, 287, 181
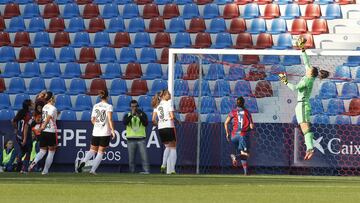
147, 129, 160, 148
76, 129, 87, 147
77, 149, 85, 159
62, 129, 74, 147
327, 138, 340, 155
121, 130, 127, 148
76, 149, 121, 161
109, 130, 121, 148
326, 138, 360, 155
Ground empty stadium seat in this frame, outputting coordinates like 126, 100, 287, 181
52, 31, 70, 47
232, 80, 252, 97
242, 3, 259, 19
247, 18, 266, 34
114, 95, 132, 112
49, 78, 67, 94
61, 62, 81, 79
43, 3, 60, 19
268, 18, 287, 34
203, 3, 220, 19
311, 18, 328, 35
92, 31, 111, 47
148, 79, 168, 96
138, 47, 157, 63
333, 65, 351, 81
47, 17, 65, 32
272, 33, 292, 49
73, 94, 92, 111
242, 55, 260, 65
131, 32, 151, 48
81, 63, 102, 79
56, 94, 72, 111
26, 77, 46, 94
192, 32, 212, 48
78, 47, 96, 63
17, 46, 36, 62
142, 63, 163, 80
233, 32, 253, 49
101, 63, 122, 79
65, 17, 85, 32
111, 32, 131, 48
6, 16, 25, 32
31, 31, 50, 47
83, 3, 100, 19
123, 3, 139, 19
142, 3, 159, 19
254, 81, 273, 98
179, 96, 196, 113
0, 17, 5, 31
23, 3, 40, 19
282, 55, 301, 66
109, 78, 127, 95
323, 4, 342, 20
213, 80, 231, 97
127, 17, 145, 32
282, 3, 300, 20
222, 3, 240, 19
86, 17, 105, 33
1, 62, 20, 78
102, 3, 119, 18
206, 113, 222, 123
303, 4, 321, 20
265, 64, 285, 81
68, 78, 87, 95
0, 78, 5, 93
97, 47, 117, 63
0, 46, 16, 62
184, 112, 198, 122
211, 32, 232, 48
289, 18, 307, 34
262, 3, 280, 19
300, 33, 314, 49
71, 32, 91, 47
219, 97, 233, 114
335, 115, 351, 124
138, 95, 153, 112
193, 79, 212, 96
206, 18, 227, 33
0, 93, 11, 109
313, 114, 330, 124
0, 32, 11, 46
344, 55, 360, 67
253, 33, 273, 49
343, 98, 360, 116
146, 17, 165, 33
174, 79, 189, 96
20, 62, 41, 78
318, 81, 337, 99
171, 32, 192, 48
262, 56, 281, 65
162, 3, 180, 19
3, 3, 21, 19
107, 17, 125, 32
204, 63, 225, 80
152, 32, 171, 48
200, 96, 217, 114
122, 62, 142, 79
183, 63, 200, 80
0, 109, 15, 120
157, 48, 169, 64
87, 78, 107, 95
325, 98, 345, 115
60, 110, 77, 121
309, 98, 324, 115
165, 17, 186, 33
222, 55, 240, 64
58, 46, 76, 62
27, 17, 45, 32
42, 62, 61, 78
127, 79, 148, 96
339, 82, 358, 99
62, 3, 80, 19
225, 66, 245, 80
182, 3, 200, 19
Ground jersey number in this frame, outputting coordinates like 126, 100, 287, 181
158, 107, 164, 120
42, 111, 51, 129
95, 109, 106, 123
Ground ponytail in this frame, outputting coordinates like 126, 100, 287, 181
99, 89, 109, 100
311, 67, 330, 80
152, 92, 161, 108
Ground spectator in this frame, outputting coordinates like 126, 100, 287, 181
0, 140, 18, 172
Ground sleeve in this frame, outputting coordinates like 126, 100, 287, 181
139, 110, 148, 127
48, 107, 56, 120
107, 105, 113, 113
302, 51, 311, 71
228, 110, 234, 118
91, 107, 96, 118
167, 101, 174, 112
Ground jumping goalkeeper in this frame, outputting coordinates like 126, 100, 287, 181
279, 37, 329, 160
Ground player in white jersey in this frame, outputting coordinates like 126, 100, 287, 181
152, 89, 178, 174
29, 92, 58, 175
77, 90, 115, 175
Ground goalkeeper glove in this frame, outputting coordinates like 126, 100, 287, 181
278, 73, 288, 85
296, 37, 307, 50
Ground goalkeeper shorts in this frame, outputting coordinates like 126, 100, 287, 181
295, 102, 311, 124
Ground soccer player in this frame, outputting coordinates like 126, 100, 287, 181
77, 90, 115, 175
224, 96, 254, 175
152, 89, 178, 174
279, 37, 329, 160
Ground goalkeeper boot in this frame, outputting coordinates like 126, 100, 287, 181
28, 161, 36, 172
160, 165, 166, 174
304, 149, 315, 161
230, 154, 238, 167
77, 161, 85, 173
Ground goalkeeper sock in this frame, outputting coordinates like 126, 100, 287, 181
304, 132, 314, 151
82, 150, 96, 163
240, 159, 248, 175
43, 151, 55, 174
33, 149, 47, 165
90, 152, 104, 173
162, 147, 170, 168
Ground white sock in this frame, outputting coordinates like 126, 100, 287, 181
82, 150, 96, 163
43, 151, 55, 173
162, 147, 170, 167
170, 148, 177, 173
90, 152, 104, 173
33, 149, 47, 165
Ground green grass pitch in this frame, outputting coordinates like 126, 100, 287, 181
1, 173, 360, 203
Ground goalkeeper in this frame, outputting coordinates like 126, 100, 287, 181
279, 37, 329, 160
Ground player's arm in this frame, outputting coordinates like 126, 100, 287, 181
22, 122, 29, 146
40, 114, 52, 131
152, 111, 158, 126
107, 111, 115, 139
169, 111, 180, 125
224, 116, 231, 141
248, 112, 255, 130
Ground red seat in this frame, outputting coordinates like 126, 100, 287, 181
311, 19, 328, 35
222, 3, 240, 19
244, 64, 266, 80
111, 32, 131, 48
192, 32, 212, 48
228, 18, 246, 34
76, 0, 92, 4
83, 4, 99, 19
179, 97, 196, 113
47, 17, 65, 33
3, 3, 21, 19
338, 0, 356, 4
152, 32, 171, 48
262, 4, 280, 19
127, 79, 149, 96
0, 32, 11, 46
242, 55, 260, 65
87, 17, 105, 33
254, 81, 273, 98
184, 112, 198, 122
295, 0, 313, 5
143, 4, 159, 19
37, 0, 53, 4
253, 33, 273, 49
196, 0, 213, 4
81, 63, 102, 79
234, 0, 253, 4
298, 33, 314, 49
43, 3, 60, 19
0, 78, 5, 93
343, 98, 360, 116
135, 0, 153, 4
187, 18, 206, 33
18, 47, 36, 63
0, 17, 5, 31
12, 32, 31, 47
122, 63, 142, 79
145, 17, 165, 33
183, 63, 199, 80
233, 32, 253, 49
302, 4, 321, 20
87, 78, 107, 96
255, 0, 272, 4
157, 48, 169, 64
162, 4, 179, 19
78, 47, 96, 63
52, 32, 70, 47
289, 18, 307, 35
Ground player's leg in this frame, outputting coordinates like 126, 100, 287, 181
159, 129, 170, 173
42, 146, 56, 175
239, 135, 250, 175
296, 103, 314, 160
230, 135, 239, 167
89, 136, 110, 174
29, 132, 48, 172
167, 139, 177, 174
78, 136, 99, 173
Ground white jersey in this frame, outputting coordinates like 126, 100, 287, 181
153, 100, 175, 129
91, 101, 113, 137
42, 104, 57, 133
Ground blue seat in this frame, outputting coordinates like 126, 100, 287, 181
49, 78, 67, 94
174, 0, 192, 4
62, 3, 80, 19
325, 98, 345, 116
36, 47, 56, 62
213, 80, 231, 97
220, 97, 234, 114
225, 66, 245, 81
71, 32, 91, 47
262, 55, 281, 65
27, 17, 45, 32
31, 32, 51, 47
265, 64, 285, 81
309, 98, 324, 115
282, 55, 301, 66
206, 113, 222, 123
248, 18, 266, 34
114, 0, 132, 4
127, 17, 145, 33
282, 3, 300, 20
138, 95, 153, 112
118, 47, 137, 63
267, 18, 287, 34
182, 3, 200, 19
154, 0, 173, 4
92, 32, 110, 47
97, 47, 117, 63
174, 79, 189, 96
174, 63, 184, 79
206, 18, 227, 33
20, 62, 41, 78
0, 109, 15, 120
58, 46, 76, 63
73, 94, 92, 111
26, 77, 46, 94
171, 32, 191, 48
211, 32, 232, 48
213, 0, 232, 4
114, 95, 132, 112
0, 93, 11, 109
318, 81, 337, 99
323, 4, 342, 20
317, 0, 334, 4
102, 3, 119, 18
232, 80, 252, 97
13, 93, 30, 110
203, 3, 220, 19
335, 115, 351, 125
80, 110, 91, 121
0, 46, 16, 62
56, 94, 72, 111
101, 63, 122, 79
242, 3, 260, 19
60, 110, 77, 121
138, 47, 157, 63
344, 55, 360, 67
42, 62, 61, 78
65, 17, 85, 32
148, 79, 167, 96
200, 96, 217, 114
333, 65, 351, 82
113, 112, 119, 121
244, 97, 258, 113
123, 3, 139, 19
68, 78, 87, 95
222, 55, 239, 64
6, 17, 25, 32
165, 17, 186, 33
55, 0, 74, 4
130, 32, 151, 48
1, 62, 20, 77
142, 63, 163, 80
109, 78, 127, 96
107, 17, 125, 32
203, 55, 219, 65
313, 114, 330, 124
193, 80, 212, 96
276, 0, 293, 4
272, 33, 293, 50
94, 0, 112, 4
62, 62, 81, 79
23, 3, 40, 18
339, 82, 358, 99
5, 77, 26, 94
204, 63, 225, 80
15, 0, 32, 4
